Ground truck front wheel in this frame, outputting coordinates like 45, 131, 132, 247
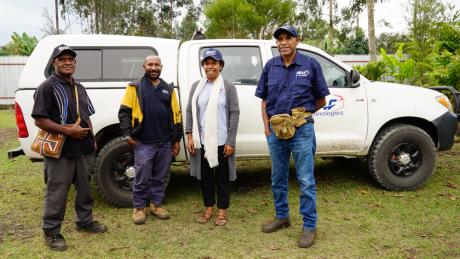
367, 124, 436, 190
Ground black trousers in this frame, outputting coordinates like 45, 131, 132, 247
200, 145, 230, 209
42, 155, 94, 236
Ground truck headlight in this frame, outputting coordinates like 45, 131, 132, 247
436, 96, 453, 112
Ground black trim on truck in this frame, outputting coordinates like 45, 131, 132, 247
432, 111, 458, 151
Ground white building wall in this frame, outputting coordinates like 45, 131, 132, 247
0, 56, 28, 105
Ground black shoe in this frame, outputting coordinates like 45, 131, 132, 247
262, 218, 291, 233
298, 229, 316, 248
76, 221, 108, 233
44, 234, 67, 251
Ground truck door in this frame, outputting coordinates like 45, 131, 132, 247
180, 43, 268, 158
297, 50, 368, 155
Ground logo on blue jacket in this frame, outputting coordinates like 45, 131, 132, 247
296, 69, 310, 77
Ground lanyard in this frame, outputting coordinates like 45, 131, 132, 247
73, 81, 80, 120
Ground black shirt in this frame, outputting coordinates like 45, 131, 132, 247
136, 78, 173, 144
31, 74, 96, 158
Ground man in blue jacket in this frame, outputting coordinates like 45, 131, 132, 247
255, 24, 330, 248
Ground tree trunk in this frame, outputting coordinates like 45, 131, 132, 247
170, 0, 174, 38
328, 0, 334, 50
94, 0, 99, 34
367, 0, 377, 61
55, 0, 59, 34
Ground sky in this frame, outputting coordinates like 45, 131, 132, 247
0, 0, 459, 46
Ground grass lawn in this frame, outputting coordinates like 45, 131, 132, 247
0, 109, 459, 258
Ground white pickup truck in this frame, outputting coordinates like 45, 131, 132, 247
9, 35, 459, 207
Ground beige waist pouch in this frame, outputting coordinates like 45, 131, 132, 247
269, 108, 312, 140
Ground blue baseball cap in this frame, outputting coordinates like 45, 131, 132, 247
201, 48, 223, 63
273, 23, 299, 38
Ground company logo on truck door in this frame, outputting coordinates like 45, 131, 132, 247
314, 94, 344, 117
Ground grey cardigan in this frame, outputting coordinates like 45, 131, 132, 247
185, 79, 240, 181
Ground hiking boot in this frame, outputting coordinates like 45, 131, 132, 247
44, 234, 67, 251
76, 221, 108, 233
132, 208, 146, 224
149, 203, 170, 220
298, 229, 316, 248
262, 218, 291, 233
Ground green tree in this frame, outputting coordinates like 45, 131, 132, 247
346, 0, 386, 61
405, 0, 459, 85
156, 0, 193, 38
376, 32, 409, 54
295, 0, 329, 48
335, 26, 369, 54
61, 0, 160, 36
247, 0, 295, 39
426, 22, 460, 90
0, 32, 38, 56
176, 5, 200, 41
204, 0, 295, 39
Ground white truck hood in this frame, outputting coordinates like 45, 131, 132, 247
365, 81, 449, 121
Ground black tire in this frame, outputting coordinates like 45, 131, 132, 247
95, 137, 134, 207
367, 124, 436, 190
94, 137, 172, 207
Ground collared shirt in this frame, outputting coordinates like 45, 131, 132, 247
31, 74, 96, 158
255, 52, 330, 117
197, 80, 228, 146
136, 77, 173, 144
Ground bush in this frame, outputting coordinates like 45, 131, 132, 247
354, 61, 387, 81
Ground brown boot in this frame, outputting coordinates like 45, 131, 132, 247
132, 208, 146, 225
149, 203, 170, 220
262, 218, 291, 233
298, 229, 316, 248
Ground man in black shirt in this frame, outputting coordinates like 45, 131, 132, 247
32, 44, 107, 251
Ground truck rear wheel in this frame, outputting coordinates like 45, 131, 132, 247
367, 124, 436, 190
95, 137, 134, 207
94, 137, 171, 207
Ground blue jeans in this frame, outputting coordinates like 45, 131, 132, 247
266, 123, 317, 230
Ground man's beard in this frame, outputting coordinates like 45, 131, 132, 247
146, 69, 161, 81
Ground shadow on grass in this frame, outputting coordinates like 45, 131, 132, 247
164, 157, 375, 201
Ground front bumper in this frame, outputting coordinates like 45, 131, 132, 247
432, 111, 458, 151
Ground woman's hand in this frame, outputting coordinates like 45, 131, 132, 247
223, 144, 234, 158
187, 133, 196, 155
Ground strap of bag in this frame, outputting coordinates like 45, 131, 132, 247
73, 81, 80, 120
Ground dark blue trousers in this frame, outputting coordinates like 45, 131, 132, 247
133, 141, 172, 208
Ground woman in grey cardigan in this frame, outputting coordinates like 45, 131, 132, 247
185, 48, 239, 226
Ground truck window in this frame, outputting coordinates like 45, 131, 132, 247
199, 47, 262, 85
46, 47, 157, 81
103, 49, 154, 80
74, 50, 102, 80
271, 48, 348, 88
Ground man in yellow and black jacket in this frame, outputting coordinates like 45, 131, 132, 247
118, 55, 183, 225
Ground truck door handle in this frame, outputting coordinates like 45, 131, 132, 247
355, 99, 365, 102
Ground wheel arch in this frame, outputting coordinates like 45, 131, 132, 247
94, 123, 123, 155
370, 117, 438, 151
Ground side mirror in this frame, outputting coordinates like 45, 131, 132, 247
350, 70, 360, 88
